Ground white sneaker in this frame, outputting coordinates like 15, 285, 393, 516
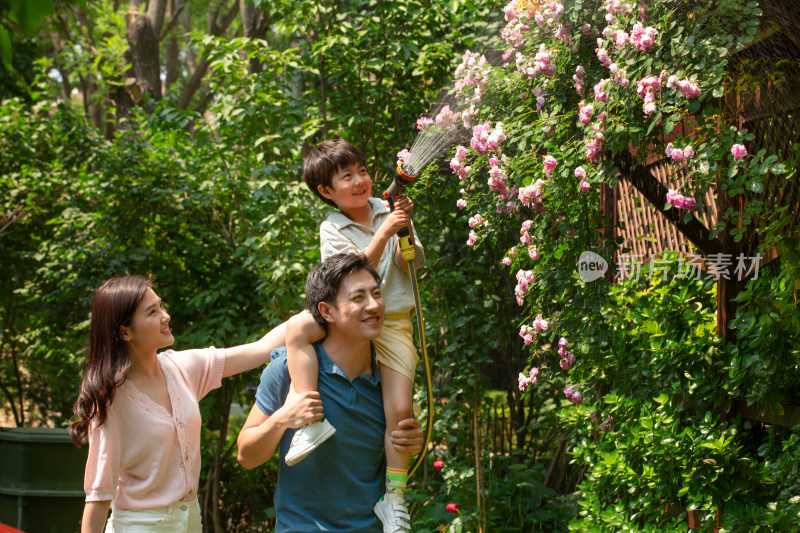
374, 495, 411, 533
284, 419, 336, 466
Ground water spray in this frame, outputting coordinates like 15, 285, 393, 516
380, 13, 511, 480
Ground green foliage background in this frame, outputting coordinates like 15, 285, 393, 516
1, 0, 800, 532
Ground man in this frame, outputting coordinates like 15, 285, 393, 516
237, 253, 423, 532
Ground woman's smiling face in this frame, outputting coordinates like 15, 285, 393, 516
121, 287, 174, 353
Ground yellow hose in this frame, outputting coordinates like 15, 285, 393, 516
397, 234, 434, 478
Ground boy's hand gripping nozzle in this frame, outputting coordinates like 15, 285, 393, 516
384, 164, 418, 263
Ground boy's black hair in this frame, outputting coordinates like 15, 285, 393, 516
305, 253, 381, 329
303, 139, 368, 207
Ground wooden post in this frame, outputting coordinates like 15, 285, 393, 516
601, 182, 617, 282
472, 370, 486, 533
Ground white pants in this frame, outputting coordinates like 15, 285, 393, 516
106, 498, 202, 532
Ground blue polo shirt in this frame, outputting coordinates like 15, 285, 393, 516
255, 343, 385, 532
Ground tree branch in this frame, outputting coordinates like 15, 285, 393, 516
158, 2, 186, 41
177, 0, 240, 110
146, 0, 169, 37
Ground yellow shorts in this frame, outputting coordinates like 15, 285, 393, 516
374, 314, 419, 381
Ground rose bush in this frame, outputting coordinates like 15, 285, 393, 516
408, 0, 799, 530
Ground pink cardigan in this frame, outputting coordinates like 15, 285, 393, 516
84, 347, 225, 509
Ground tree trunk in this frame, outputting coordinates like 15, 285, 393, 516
125, 9, 163, 101
81, 74, 104, 130
48, 33, 72, 101
240, 0, 263, 73
210, 380, 235, 532
165, 0, 180, 89
181, 1, 195, 71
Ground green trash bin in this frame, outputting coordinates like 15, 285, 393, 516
0, 428, 87, 533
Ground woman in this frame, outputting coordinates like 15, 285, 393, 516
69, 275, 322, 532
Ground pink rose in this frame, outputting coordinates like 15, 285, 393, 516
731, 143, 748, 160
416, 116, 433, 130
593, 79, 609, 103
433, 458, 444, 471
532, 313, 549, 331
596, 47, 611, 67
579, 180, 590, 192
578, 103, 593, 125
456, 199, 467, 210
446, 504, 460, 513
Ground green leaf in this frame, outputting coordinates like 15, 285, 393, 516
10, 0, 54, 36
771, 162, 787, 174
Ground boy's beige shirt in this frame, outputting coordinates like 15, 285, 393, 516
320, 197, 425, 315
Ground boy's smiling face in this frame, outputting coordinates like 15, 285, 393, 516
318, 162, 372, 212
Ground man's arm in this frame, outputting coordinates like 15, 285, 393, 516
237, 387, 323, 470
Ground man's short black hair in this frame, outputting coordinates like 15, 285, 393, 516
305, 253, 381, 328
303, 139, 367, 208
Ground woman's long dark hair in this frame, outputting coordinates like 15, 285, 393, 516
69, 275, 152, 446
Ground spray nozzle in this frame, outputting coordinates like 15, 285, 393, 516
384, 163, 418, 203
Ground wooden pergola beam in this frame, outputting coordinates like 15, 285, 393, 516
616, 152, 724, 256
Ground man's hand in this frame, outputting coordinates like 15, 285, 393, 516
282, 387, 325, 429
390, 417, 424, 455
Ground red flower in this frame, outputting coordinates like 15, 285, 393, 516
433, 458, 444, 471
446, 503, 459, 513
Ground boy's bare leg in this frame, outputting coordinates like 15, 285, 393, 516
285, 311, 334, 466
287, 310, 326, 391
374, 365, 414, 532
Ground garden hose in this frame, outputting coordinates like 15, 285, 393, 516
399, 232, 433, 479
385, 177, 434, 479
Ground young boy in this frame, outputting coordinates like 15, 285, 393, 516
285, 139, 424, 532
